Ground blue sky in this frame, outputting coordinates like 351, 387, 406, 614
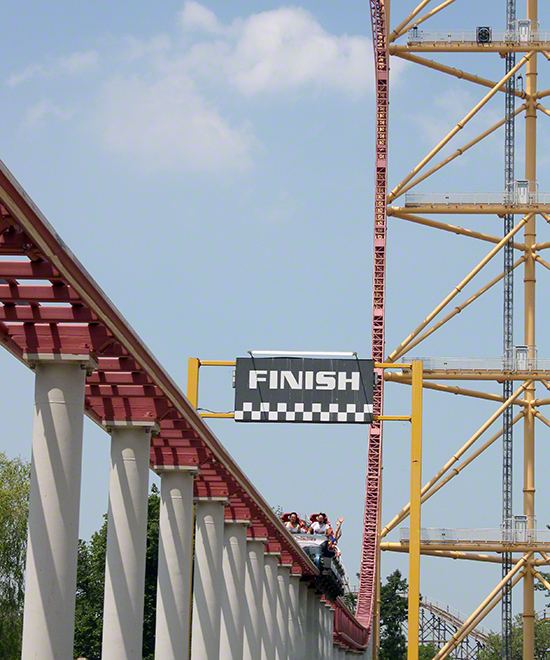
3, 0, 550, 630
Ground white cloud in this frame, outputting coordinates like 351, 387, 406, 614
179, 1, 226, 35
23, 99, 73, 128
95, 73, 255, 172
183, 5, 374, 97
123, 35, 172, 63
11, 4, 377, 173
56, 51, 99, 75
7, 50, 99, 86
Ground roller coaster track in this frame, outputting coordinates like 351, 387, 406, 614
356, 0, 388, 637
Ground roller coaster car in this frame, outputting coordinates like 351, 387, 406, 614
292, 533, 346, 601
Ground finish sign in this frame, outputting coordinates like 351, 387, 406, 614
234, 357, 374, 423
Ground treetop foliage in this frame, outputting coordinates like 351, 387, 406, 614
0, 452, 31, 660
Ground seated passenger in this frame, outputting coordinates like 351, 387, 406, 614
285, 512, 305, 534
308, 513, 329, 535
323, 526, 338, 557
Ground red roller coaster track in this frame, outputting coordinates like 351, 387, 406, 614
356, 0, 388, 638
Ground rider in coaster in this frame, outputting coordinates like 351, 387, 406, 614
324, 517, 345, 556
285, 512, 305, 534
308, 513, 328, 535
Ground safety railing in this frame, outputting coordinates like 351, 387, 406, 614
403, 191, 550, 206
334, 603, 369, 650
407, 29, 550, 44
404, 356, 550, 372
400, 527, 550, 543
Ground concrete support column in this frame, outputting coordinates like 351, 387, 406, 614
325, 604, 335, 660
297, 580, 309, 660
318, 600, 326, 660
243, 539, 265, 660
288, 574, 303, 659
220, 520, 248, 660
154, 466, 197, 660
22, 355, 94, 660
275, 565, 291, 660
262, 554, 280, 660
191, 498, 226, 659
306, 588, 319, 659
102, 421, 157, 660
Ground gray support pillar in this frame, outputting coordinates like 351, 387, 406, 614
154, 466, 197, 660
306, 588, 318, 660
262, 554, 280, 660
243, 539, 265, 660
22, 355, 94, 660
322, 603, 328, 659
288, 574, 302, 659
191, 499, 226, 659
318, 599, 326, 660
102, 421, 156, 660
325, 604, 335, 660
297, 580, 309, 660
220, 521, 248, 660
275, 565, 291, 660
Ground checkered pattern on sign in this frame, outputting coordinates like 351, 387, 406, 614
234, 402, 373, 422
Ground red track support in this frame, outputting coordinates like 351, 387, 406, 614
356, 0, 388, 639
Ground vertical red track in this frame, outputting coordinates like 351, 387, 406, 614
356, 0, 388, 638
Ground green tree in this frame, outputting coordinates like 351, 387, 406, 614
74, 485, 161, 660
142, 484, 160, 659
477, 614, 550, 660
0, 452, 30, 660
419, 642, 439, 659
379, 569, 408, 660
73, 518, 107, 659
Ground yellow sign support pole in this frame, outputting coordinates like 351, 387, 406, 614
408, 360, 423, 660
187, 358, 200, 408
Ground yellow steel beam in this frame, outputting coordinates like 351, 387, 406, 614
433, 561, 528, 660
389, 52, 529, 100
533, 87, 550, 100
407, 362, 423, 660
393, 105, 527, 201
523, 6, 538, 656
534, 410, 550, 429
381, 545, 550, 565
381, 384, 531, 538
388, 52, 533, 203
388, 204, 550, 215
382, 543, 550, 560
535, 102, 550, 117
535, 254, 550, 272
200, 413, 235, 419
392, 212, 525, 249
422, 412, 525, 502
198, 361, 236, 366
383, 411, 525, 537
391, 0, 456, 42
187, 358, 200, 408
388, 217, 528, 362
384, 373, 528, 407
389, 0, 433, 43
533, 569, 550, 595
391, 257, 525, 356
386, 370, 550, 381
392, 44, 550, 53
